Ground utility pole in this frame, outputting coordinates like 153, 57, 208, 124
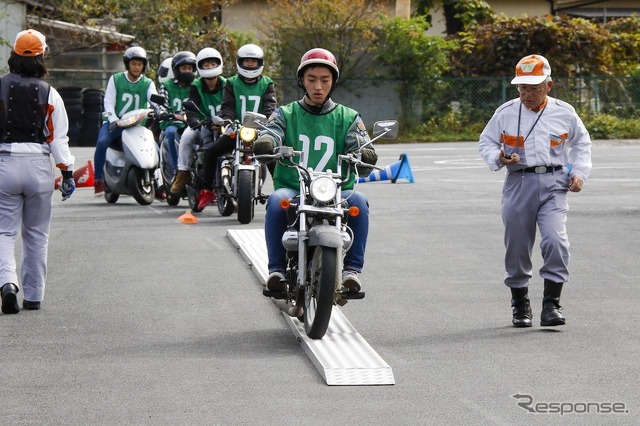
396, 0, 411, 18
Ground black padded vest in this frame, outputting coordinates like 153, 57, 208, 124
0, 73, 50, 143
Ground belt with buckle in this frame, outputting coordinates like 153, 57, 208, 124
522, 165, 562, 174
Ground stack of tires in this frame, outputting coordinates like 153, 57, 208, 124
81, 89, 104, 147
57, 87, 84, 146
57, 87, 105, 146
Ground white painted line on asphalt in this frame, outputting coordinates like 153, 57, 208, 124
227, 228, 395, 386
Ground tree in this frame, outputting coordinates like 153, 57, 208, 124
53, 0, 240, 75
449, 14, 614, 78
258, 0, 386, 81
375, 16, 453, 125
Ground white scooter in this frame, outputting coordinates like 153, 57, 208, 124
103, 109, 159, 205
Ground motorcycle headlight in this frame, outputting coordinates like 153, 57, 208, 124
117, 109, 149, 128
309, 175, 337, 203
239, 127, 257, 143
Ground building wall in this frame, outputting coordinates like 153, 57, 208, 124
0, 0, 27, 71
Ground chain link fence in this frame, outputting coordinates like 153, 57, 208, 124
48, 74, 640, 144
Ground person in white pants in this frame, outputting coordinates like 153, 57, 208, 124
0, 29, 75, 314
478, 54, 592, 328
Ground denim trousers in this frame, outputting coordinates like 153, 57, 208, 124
163, 125, 179, 172
93, 123, 123, 180
264, 188, 369, 274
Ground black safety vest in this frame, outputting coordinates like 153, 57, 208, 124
0, 73, 50, 143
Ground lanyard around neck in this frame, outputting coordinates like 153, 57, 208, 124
517, 102, 546, 144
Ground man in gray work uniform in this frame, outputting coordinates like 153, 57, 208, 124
478, 54, 592, 328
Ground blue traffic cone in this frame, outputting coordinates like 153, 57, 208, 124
358, 153, 414, 183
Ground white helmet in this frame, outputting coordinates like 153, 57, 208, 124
157, 57, 174, 83
236, 44, 264, 79
196, 48, 223, 79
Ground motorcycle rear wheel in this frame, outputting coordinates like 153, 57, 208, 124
187, 186, 204, 213
304, 246, 338, 339
236, 169, 254, 224
128, 167, 154, 205
166, 192, 180, 206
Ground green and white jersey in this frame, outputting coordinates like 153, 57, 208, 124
193, 76, 226, 119
273, 101, 359, 191
226, 74, 273, 120
112, 72, 153, 118
159, 80, 192, 130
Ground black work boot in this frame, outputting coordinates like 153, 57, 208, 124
1, 283, 20, 314
511, 287, 532, 327
541, 279, 565, 326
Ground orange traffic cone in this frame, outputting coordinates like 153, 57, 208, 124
54, 160, 95, 189
178, 210, 198, 224
358, 153, 415, 184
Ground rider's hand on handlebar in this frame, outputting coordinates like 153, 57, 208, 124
253, 136, 274, 156
360, 148, 378, 166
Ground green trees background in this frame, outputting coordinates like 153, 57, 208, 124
48, 0, 640, 139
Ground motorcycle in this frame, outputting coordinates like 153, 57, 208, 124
245, 112, 399, 339
150, 94, 187, 206
103, 108, 159, 205
182, 101, 268, 223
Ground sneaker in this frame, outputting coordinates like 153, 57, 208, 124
341, 270, 362, 293
94, 179, 104, 197
170, 170, 190, 194
266, 271, 286, 291
197, 189, 217, 210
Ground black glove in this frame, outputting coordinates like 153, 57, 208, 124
187, 116, 201, 130
60, 170, 75, 201
253, 136, 274, 156
360, 148, 378, 166
157, 111, 173, 121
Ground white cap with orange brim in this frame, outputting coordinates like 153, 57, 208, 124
511, 54, 551, 85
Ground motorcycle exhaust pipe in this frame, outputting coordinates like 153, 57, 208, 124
273, 299, 304, 318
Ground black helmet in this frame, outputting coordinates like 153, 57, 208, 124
171, 51, 197, 84
123, 46, 148, 72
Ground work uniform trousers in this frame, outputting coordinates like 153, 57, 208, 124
502, 169, 570, 288
0, 155, 54, 302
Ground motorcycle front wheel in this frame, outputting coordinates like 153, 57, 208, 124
217, 175, 235, 217
128, 167, 154, 205
104, 182, 119, 204
236, 169, 255, 224
304, 246, 338, 339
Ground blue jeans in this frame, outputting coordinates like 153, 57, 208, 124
163, 125, 180, 172
264, 188, 369, 274
94, 122, 123, 180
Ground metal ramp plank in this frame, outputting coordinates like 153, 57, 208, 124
227, 228, 395, 386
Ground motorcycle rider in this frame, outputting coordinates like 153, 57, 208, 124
170, 48, 227, 195
196, 43, 277, 210
253, 48, 378, 293
150, 57, 173, 142
157, 51, 197, 176
93, 46, 157, 196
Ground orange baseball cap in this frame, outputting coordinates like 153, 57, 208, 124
511, 54, 551, 85
13, 29, 47, 57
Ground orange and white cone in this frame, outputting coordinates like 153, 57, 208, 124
54, 160, 95, 189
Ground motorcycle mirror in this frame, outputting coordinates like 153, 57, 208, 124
242, 112, 267, 129
373, 120, 399, 140
150, 94, 167, 106
182, 100, 200, 113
